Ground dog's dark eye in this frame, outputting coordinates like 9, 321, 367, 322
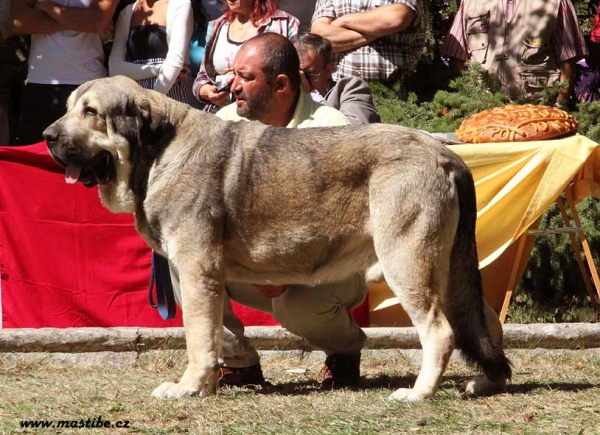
85, 107, 98, 117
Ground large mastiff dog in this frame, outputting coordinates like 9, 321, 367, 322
44, 76, 511, 401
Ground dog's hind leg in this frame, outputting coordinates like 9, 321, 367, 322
371, 188, 459, 401
382, 246, 456, 401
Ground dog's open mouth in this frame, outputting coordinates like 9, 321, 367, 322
64, 151, 115, 187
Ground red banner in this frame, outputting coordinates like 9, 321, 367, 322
0, 143, 367, 328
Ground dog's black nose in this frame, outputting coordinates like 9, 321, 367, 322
43, 126, 58, 146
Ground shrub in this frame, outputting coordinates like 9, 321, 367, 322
371, 62, 507, 132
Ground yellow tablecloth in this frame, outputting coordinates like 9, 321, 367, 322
370, 134, 600, 326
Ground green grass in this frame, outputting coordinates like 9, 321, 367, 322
1, 349, 599, 434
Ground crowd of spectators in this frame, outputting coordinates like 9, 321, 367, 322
5, 0, 597, 145
3, 0, 435, 144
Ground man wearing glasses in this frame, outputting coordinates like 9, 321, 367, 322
292, 32, 380, 125
216, 33, 348, 128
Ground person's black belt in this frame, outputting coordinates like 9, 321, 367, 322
148, 251, 177, 320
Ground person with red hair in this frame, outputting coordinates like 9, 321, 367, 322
192, 0, 299, 111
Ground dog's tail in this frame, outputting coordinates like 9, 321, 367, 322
445, 166, 512, 383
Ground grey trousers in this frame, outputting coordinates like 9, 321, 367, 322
169, 266, 367, 368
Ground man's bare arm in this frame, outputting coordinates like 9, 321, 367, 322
332, 4, 417, 38
557, 59, 576, 107
311, 17, 376, 53
35, 0, 117, 33
12, 0, 63, 35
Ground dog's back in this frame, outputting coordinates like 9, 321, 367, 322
202, 123, 462, 283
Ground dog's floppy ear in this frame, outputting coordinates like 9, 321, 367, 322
136, 97, 171, 141
108, 98, 143, 146
110, 96, 172, 148
119, 97, 172, 145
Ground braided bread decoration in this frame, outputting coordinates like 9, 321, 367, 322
455, 104, 578, 143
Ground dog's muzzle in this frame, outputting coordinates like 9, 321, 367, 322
44, 126, 116, 188
68, 151, 115, 187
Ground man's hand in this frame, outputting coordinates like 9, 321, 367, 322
200, 84, 230, 107
556, 60, 575, 110
254, 285, 286, 299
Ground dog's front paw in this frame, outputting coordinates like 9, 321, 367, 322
388, 387, 429, 402
152, 382, 198, 400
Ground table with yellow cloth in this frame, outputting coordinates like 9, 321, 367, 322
369, 134, 600, 326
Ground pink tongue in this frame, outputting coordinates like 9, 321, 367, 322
65, 165, 82, 184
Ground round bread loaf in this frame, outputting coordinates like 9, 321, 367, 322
455, 104, 578, 143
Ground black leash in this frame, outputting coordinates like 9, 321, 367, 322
148, 251, 177, 320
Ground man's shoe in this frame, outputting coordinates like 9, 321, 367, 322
218, 363, 266, 387
318, 353, 361, 390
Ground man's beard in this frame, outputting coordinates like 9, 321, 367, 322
236, 84, 273, 121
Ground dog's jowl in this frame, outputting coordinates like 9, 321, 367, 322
44, 76, 511, 401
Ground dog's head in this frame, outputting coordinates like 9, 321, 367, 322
43, 76, 170, 213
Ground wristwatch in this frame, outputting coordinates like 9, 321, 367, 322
554, 101, 568, 111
